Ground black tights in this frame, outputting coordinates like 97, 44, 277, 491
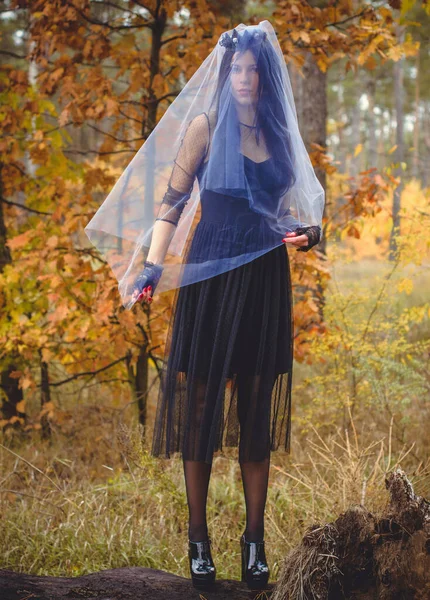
183, 457, 270, 543
183, 373, 271, 543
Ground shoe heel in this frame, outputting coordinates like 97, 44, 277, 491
240, 535, 246, 582
240, 533, 270, 590
188, 538, 216, 590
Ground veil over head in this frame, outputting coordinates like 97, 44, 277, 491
84, 20, 325, 310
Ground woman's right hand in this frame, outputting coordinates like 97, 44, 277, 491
283, 225, 321, 252
137, 285, 153, 304
130, 261, 164, 305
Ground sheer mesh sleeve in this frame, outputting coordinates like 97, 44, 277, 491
155, 112, 210, 227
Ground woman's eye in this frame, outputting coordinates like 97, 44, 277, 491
231, 65, 258, 74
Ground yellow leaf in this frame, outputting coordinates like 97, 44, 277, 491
397, 278, 414, 295
300, 31, 310, 45
354, 144, 363, 157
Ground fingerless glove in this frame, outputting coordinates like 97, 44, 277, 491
294, 225, 321, 252
131, 260, 164, 299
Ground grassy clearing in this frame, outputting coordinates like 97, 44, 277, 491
1, 409, 428, 583
1, 258, 429, 583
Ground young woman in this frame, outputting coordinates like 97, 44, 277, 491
85, 21, 324, 591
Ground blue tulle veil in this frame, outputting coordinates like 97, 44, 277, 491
84, 20, 325, 309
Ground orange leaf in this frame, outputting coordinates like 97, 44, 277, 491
16, 399, 26, 413
9, 370, 23, 379
7, 230, 33, 251
20, 376, 33, 390
47, 235, 58, 248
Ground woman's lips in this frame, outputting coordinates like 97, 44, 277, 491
238, 90, 250, 95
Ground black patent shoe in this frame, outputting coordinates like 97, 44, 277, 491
188, 537, 216, 589
240, 533, 270, 589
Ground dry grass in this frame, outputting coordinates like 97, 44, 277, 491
1, 258, 429, 582
1, 404, 428, 583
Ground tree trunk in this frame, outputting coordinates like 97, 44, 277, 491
135, 342, 149, 434
299, 51, 327, 229
350, 87, 362, 179
412, 49, 420, 181
39, 349, 52, 440
366, 75, 377, 170
0, 163, 24, 425
0, 364, 25, 424
0, 567, 269, 600
125, 346, 149, 440
298, 51, 328, 319
389, 25, 405, 261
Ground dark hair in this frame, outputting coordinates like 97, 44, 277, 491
209, 27, 296, 194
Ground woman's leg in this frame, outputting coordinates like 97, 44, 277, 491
183, 459, 212, 541
237, 372, 271, 542
182, 374, 214, 542
239, 457, 270, 542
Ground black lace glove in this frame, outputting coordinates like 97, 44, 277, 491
294, 225, 321, 252
130, 260, 164, 303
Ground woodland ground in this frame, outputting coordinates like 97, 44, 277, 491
0, 257, 429, 584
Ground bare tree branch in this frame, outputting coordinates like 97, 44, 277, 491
0, 196, 52, 216
48, 356, 128, 387
0, 49, 27, 59
62, 0, 153, 31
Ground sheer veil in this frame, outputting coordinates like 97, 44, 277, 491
84, 20, 325, 310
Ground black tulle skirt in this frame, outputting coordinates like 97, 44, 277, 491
150, 217, 294, 464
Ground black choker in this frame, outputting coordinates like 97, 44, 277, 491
239, 121, 257, 129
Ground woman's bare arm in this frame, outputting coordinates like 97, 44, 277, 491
137, 113, 210, 303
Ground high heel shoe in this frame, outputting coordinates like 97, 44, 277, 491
240, 532, 270, 589
188, 537, 216, 589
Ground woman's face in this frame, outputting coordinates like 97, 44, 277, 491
230, 50, 259, 107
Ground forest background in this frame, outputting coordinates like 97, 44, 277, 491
0, 0, 429, 584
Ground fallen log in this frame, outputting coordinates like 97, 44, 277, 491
1, 468, 429, 599
0, 566, 263, 599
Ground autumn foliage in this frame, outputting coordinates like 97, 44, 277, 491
0, 0, 427, 444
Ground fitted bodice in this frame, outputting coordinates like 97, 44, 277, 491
196, 155, 280, 226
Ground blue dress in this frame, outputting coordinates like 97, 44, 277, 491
151, 155, 293, 464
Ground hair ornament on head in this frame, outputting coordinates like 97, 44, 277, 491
84, 20, 325, 310
219, 28, 240, 49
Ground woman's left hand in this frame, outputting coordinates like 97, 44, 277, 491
282, 231, 309, 249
